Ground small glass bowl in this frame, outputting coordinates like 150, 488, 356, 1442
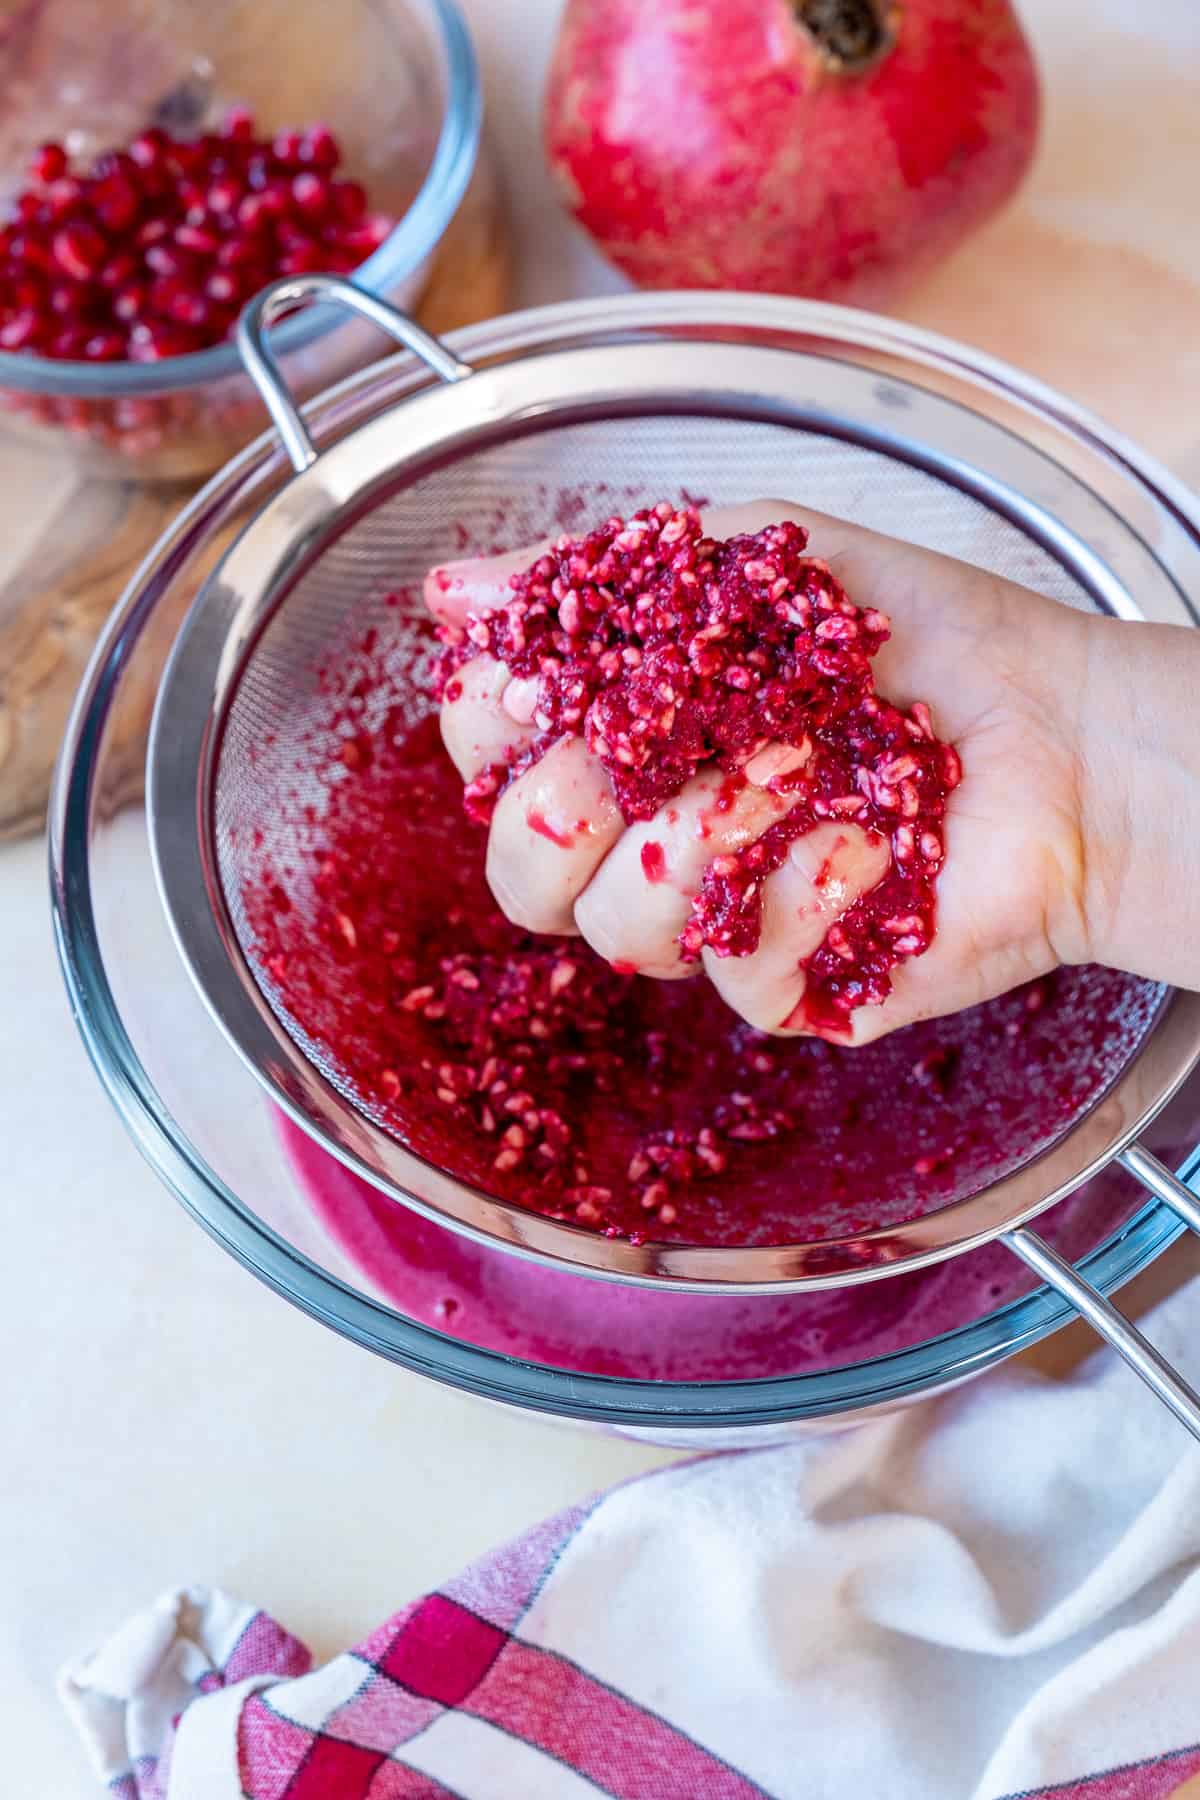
49, 296, 1200, 1447
0, 0, 480, 481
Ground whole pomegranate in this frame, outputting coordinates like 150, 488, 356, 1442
543, 0, 1040, 305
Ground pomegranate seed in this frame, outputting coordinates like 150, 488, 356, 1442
330, 180, 367, 223
29, 142, 68, 184
129, 128, 167, 169
83, 329, 125, 361
49, 284, 90, 318
15, 192, 42, 223
272, 216, 313, 252
136, 217, 170, 248
113, 282, 148, 321
272, 130, 305, 166
144, 243, 198, 278
97, 250, 138, 289
0, 311, 39, 349
12, 275, 46, 309
203, 269, 238, 305
174, 223, 221, 254
44, 177, 85, 220
206, 177, 242, 217
167, 138, 207, 178
217, 233, 263, 268
278, 245, 325, 274
128, 319, 199, 360
51, 326, 89, 357
236, 192, 273, 232
10, 231, 54, 273
222, 106, 256, 142
93, 175, 139, 233
149, 275, 209, 326
52, 222, 107, 280
299, 125, 340, 170
291, 172, 329, 218
341, 218, 391, 258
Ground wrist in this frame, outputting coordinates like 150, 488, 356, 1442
1074, 614, 1200, 985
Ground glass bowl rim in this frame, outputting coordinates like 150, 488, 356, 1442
0, 0, 480, 397
48, 290, 1200, 1428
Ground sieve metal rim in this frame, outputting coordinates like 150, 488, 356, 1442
147, 278, 1200, 1312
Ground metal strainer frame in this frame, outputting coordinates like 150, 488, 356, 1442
146, 275, 1200, 1436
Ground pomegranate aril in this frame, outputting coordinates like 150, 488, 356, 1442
44, 178, 85, 221
97, 250, 138, 289
218, 232, 264, 268
129, 129, 167, 169
236, 192, 277, 232
291, 172, 330, 218
93, 176, 140, 233
0, 311, 40, 349
128, 319, 199, 360
278, 245, 326, 275
341, 218, 391, 257
49, 283, 92, 317
167, 138, 207, 178
50, 326, 89, 358
52, 222, 107, 280
113, 282, 148, 322
203, 269, 239, 305
29, 141, 68, 184
222, 106, 255, 143
174, 223, 221, 254
275, 219, 320, 253
12, 274, 47, 309
298, 125, 340, 170
330, 180, 367, 223
136, 217, 170, 248
10, 231, 54, 273
205, 177, 242, 217
83, 330, 125, 361
144, 242, 199, 278
272, 130, 305, 166
149, 276, 209, 326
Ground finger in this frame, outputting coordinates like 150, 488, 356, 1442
701, 822, 891, 1034
440, 655, 534, 781
424, 539, 553, 627
486, 736, 623, 935
574, 747, 811, 978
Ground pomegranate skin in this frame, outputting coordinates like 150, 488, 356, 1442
543, 0, 1040, 305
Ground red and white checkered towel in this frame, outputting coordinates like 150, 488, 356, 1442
61, 1286, 1200, 1800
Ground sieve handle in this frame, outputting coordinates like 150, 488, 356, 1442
236, 274, 474, 474
1004, 1146, 1200, 1441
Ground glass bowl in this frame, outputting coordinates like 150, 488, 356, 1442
49, 295, 1200, 1448
0, 0, 480, 481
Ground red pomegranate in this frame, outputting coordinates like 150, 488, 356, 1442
543, 0, 1040, 305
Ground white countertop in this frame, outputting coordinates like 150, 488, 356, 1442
4, 1, 1200, 1790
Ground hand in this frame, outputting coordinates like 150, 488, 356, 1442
424, 500, 1196, 1043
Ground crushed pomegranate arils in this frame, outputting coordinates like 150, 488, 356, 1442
440, 506, 961, 1028
0, 110, 392, 366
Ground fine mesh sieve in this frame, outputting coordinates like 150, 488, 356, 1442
148, 276, 1200, 1434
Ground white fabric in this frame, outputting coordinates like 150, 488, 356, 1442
61, 1284, 1200, 1799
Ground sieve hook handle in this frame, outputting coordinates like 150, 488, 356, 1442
237, 274, 474, 474
1003, 1146, 1200, 1441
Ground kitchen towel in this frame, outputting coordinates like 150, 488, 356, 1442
60, 1282, 1200, 1800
